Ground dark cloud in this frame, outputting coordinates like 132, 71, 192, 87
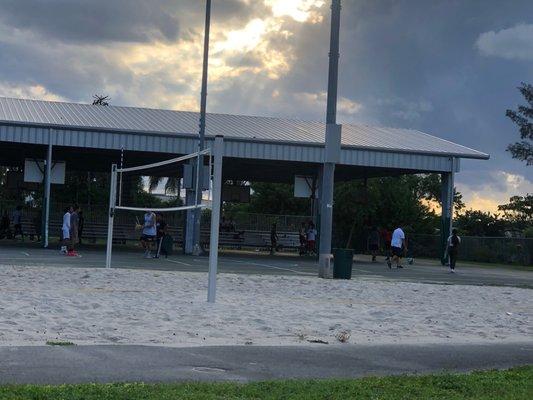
0, 0, 180, 43
0, 0, 531, 203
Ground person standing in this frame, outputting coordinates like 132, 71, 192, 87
12, 205, 24, 241
381, 227, 392, 262
155, 213, 168, 258
270, 223, 278, 255
140, 210, 157, 258
68, 204, 80, 256
446, 228, 461, 273
60, 206, 72, 254
77, 209, 84, 245
387, 225, 406, 269
298, 222, 307, 255
368, 226, 380, 262
0, 211, 11, 239
307, 222, 318, 255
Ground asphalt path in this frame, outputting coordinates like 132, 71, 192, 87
1, 342, 532, 384
0, 242, 532, 288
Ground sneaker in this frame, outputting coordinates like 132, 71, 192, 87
397, 265, 403, 269
450, 269, 455, 273
144, 252, 152, 259
67, 250, 78, 257
387, 259, 392, 269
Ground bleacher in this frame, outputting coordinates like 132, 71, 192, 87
12, 218, 300, 251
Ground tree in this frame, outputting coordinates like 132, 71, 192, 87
416, 174, 465, 212
506, 82, 533, 165
148, 176, 180, 195
245, 182, 309, 215
498, 194, 532, 228
454, 210, 506, 237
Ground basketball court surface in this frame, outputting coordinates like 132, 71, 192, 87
0, 242, 531, 288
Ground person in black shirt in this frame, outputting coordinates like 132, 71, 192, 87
155, 213, 168, 258
270, 223, 278, 255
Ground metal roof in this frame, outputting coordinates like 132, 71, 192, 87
0, 97, 488, 159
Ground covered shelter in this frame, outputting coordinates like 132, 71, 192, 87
0, 97, 489, 261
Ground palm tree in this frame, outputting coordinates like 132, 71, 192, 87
148, 176, 180, 195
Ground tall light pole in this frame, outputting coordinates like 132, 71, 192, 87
318, 0, 342, 277
192, 0, 212, 255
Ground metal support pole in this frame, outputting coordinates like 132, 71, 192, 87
184, 187, 195, 254
118, 146, 124, 206
207, 135, 223, 303
318, 0, 342, 278
43, 141, 53, 248
440, 159, 455, 265
193, 0, 212, 255
106, 164, 118, 269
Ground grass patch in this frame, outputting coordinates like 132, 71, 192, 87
0, 366, 531, 399
45, 340, 75, 346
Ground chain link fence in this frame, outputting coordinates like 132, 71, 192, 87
409, 234, 532, 265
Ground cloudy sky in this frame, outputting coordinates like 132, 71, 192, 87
0, 0, 531, 212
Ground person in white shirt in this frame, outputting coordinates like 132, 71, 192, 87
307, 222, 318, 255
387, 226, 406, 269
140, 211, 157, 258
60, 206, 73, 254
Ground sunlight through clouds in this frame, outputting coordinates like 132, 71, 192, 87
265, 0, 326, 22
214, 18, 268, 53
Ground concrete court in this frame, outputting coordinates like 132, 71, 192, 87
0, 342, 532, 384
0, 241, 531, 288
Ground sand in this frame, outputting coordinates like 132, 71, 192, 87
0, 265, 531, 347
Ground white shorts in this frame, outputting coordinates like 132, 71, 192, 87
62, 228, 70, 240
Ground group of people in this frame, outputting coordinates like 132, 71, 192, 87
139, 211, 169, 259
368, 224, 461, 272
0, 206, 26, 241
298, 221, 318, 256
60, 204, 84, 256
269, 221, 317, 256
219, 216, 236, 232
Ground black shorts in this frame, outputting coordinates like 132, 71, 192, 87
140, 234, 156, 241
391, 246, 403, 257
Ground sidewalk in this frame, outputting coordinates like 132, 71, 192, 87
1, 342, 532, 384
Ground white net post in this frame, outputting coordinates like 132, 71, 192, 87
207, 135, 223, 303
106, 164, 118, 269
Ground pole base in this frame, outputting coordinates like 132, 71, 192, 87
318, 253, 334, 279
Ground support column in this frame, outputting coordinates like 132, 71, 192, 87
318, 0, 342, 278
42, 142, 52, 248
193, 0, 212, 255
318, 163, 335, 276
440, 161, 455, 265
318, 124, 341, 277
207, 135, 223, 303
105, 164, 118, 269
184, 185, 195, 255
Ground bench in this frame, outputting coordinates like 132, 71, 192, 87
10, 218, 300, 252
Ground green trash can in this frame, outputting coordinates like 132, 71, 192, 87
333, 248, 354, 279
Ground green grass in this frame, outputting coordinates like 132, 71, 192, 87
0, 366, 531, 399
